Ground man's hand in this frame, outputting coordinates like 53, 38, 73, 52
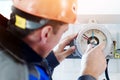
53, 34, 77, 62
80, 42, 107, 79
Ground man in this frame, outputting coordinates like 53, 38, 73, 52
0, 0, 106, 80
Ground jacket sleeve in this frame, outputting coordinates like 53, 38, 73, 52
46, 51, 60, 73
77, 75, 96, 80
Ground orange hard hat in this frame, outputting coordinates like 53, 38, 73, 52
13, 0, 77, 24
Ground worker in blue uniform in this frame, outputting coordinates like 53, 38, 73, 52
0, 0, 106, 80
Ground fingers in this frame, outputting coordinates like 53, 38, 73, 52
84, 42, 106, 57
63, 46, 76, 57
93, 42, 105, 50
54, 46, 76, 62
59, 33, 77, 49
88, 42, 106, 52
97, 42, 106, 50
85, 44, 93, 53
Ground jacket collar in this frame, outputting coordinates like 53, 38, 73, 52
0, 15, 43, 63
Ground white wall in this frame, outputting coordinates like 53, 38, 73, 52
77, 0, 120, 14
52, 59, 120, 80
0, 0, 12, 19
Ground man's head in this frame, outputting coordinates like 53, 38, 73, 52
13, 0, 77, 23
11, 0, 77, 57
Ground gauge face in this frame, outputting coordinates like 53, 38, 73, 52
79, 29, 107, 54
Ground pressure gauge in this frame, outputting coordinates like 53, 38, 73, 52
75, 24, 113, 57
80, 29, 107, 53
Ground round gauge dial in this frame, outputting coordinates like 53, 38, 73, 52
80, 29, 107, 54
75, 24, 112, 57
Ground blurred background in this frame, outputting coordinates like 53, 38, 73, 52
0, 0, 120, 80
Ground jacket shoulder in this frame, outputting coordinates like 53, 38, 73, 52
0, 14, 8, 28
0, 50, 28, 80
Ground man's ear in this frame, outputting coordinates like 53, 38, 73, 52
40, 25, 53, 44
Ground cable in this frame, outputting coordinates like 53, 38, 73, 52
105, 59, 110, 80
